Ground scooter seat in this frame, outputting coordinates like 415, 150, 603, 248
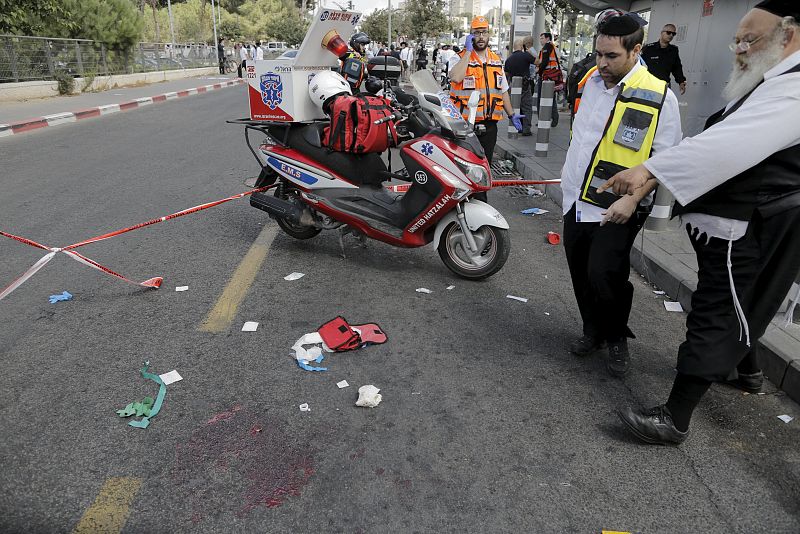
286, 123, 388, 186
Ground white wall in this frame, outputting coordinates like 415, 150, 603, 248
647, 0, 759, 135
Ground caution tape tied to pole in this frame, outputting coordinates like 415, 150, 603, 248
0, 185, 275, 302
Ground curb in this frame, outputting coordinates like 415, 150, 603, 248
495, 136, 800, 405
0, 79, 245, 138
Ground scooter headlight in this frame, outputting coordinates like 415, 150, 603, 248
453, 156, 490, 187
432, 165, 470, 200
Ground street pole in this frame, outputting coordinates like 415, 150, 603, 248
388, 0, 392, 46
166, 0, 176, 58
210, 0, 220, 63
498, 0, 503, 53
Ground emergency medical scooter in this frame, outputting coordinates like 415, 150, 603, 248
233, 70, 510, 279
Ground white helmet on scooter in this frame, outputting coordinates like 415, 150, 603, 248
308, 70, 352, 112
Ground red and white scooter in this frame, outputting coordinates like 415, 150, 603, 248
233, 70, 510, 279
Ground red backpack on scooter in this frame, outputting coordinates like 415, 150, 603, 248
323, 94, 398, 154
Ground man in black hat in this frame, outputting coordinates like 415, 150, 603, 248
559, 11, 682, 378
602, 0, 800, 445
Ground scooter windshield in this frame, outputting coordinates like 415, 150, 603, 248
411, 70, 471, 138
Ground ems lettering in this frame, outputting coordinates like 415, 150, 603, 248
281, 163, 301, 179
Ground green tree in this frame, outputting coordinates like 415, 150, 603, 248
361, 8, 403, 45
0, 0, 76, 36
64, 0, 144, 49
264, 6, 308, 46
401, 0, 448, 41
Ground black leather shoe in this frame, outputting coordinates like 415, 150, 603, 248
521, 131, 533, 136
617, 405, 688, 445
725, 371, 764, 393
568, 335, 606, 356
607, 340, 630, 377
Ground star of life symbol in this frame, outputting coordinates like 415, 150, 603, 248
260, 73, 283, 110
621, 126, 638, 144
421, 143, 434, 155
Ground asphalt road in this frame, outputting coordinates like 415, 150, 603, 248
1, 85, 799, 534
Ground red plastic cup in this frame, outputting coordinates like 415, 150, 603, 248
322, 29, 349, 57
547, 231, 561, 245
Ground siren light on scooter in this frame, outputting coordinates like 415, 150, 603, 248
466, 90, 481, 126
322, 29, 349, 57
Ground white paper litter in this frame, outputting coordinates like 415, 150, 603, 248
778, 414, 794, 423
355, 385, 382, 408
664, 301, 684, 312
242, 321, 259, 332
446, 285, 455, 290
291, 332, 332, 363
653, 290, 665, 295
506, 295, 528, 303
175, 286, 189, 292
158, 370, 183, 385
416, 288, 433, 294
544, 312, 550, 316
337, 380, 349, 389
284, 272, 305, 281
299, 403, 310, 412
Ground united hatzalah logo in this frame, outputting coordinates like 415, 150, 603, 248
415, 171, 428, 184
260, 73, 283, 110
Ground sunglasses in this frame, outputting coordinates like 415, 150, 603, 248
663, 30, 676, 36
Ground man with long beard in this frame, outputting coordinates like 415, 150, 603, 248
600, 0, 800, 445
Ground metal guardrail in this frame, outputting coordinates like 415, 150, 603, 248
0, 35, 219, 83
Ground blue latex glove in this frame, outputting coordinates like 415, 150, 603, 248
48, 290, 72, 304
511, 113, 525, 132
464, 34, 474, 53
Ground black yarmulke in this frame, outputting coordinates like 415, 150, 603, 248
598, 14, 641, 36
755, 0, 800, 22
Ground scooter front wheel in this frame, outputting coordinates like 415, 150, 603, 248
437, 223, 510, 280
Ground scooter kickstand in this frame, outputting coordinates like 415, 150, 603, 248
338, 226, 349, 259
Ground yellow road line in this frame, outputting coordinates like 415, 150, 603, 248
72, 477, 143, 534
199, 225, 278, 333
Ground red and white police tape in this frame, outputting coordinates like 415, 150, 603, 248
0, 184, 274, 301
0, 79, 245, 137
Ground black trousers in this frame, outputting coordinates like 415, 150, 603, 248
520, 78, 533, 134
563, 204, 645, 342
677, 207, 800, 381
474, 120, 498, 203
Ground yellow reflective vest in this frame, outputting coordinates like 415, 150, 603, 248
449, 49, 505, 122
579, 66, 668, 208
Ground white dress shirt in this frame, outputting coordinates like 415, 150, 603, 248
256, 46, 264, 60
561, 62, 682, 222
644, 50, 800, 240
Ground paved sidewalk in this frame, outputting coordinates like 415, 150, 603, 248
0, 74, 242, 135
494, 111, 800, 404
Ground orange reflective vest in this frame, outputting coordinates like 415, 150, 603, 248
449, 49, 505, 122
572, 65, 597, 116
538, 43, 559, 74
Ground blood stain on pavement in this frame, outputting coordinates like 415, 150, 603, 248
171, 405, 317, 522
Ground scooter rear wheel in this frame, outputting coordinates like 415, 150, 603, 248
275, 188, 321, 240
437, 223, 510, 280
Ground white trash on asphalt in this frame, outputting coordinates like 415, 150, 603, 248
242, 321, 259, 332
175, 286, 189, 292
284, 272, 305, 281
356, 385, 382, 408
337, 380, 349, 389
416, 288, 433, 294
446, 285, 455, 290
299, 403, 310, 412
664, 301, 684, 312
778, 414, 794, 423
506, 295, 528, 303
158, 370, 183, 385
291, 332, 332, 363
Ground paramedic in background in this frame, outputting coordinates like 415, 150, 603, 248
560, 10, 682, 379
339, 32, 371, 93
535, 32, 561, 126
641, 23, 688, 94
449, 16, 524, 202
601, 0, 800, 446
